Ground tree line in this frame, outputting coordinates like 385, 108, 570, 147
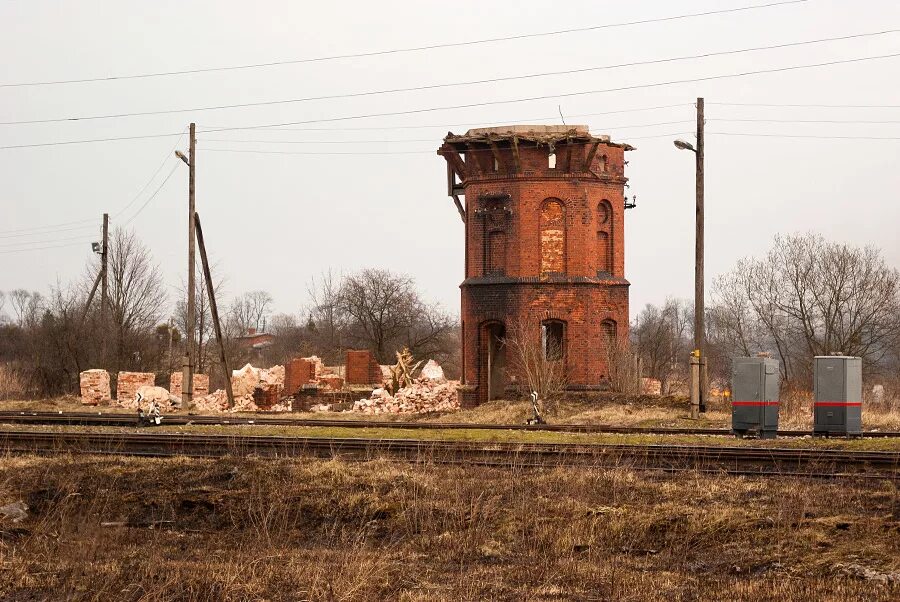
632, 232, 900, 394
0, 228, 458, 398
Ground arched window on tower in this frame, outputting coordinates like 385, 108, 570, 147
601, 319, 617, 348
548, 151, 557, 169
540, 199, 566, 275
597, 200, 614, 275
541, 319, 566, 361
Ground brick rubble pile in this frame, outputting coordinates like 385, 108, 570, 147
79, 369, 111, 405
350, 360, 459, 415
118, 385, 178, 411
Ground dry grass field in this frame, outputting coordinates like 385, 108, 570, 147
0, 455, 898, 601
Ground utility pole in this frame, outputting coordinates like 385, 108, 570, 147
674, 97, 706, 418
695, 98, 707, 413
194, 212, 235, 408
179, 123, 197, 408
100, 212, 109, 363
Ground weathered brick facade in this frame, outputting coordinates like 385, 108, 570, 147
169, 372, 210, 399
345, 350, 383, 385
283, 358, 316, 395
116, 372, 155, 403
438, 125, 631, 406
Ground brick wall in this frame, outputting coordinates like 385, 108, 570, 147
442, 134, 630, 406
169, 372, 210, 398
80, 369, 111, 405
346, 350, 383, 385
116, 372, 156, 403
284, 358, 316, 395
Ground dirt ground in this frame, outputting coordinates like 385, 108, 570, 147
0, 455, 897, 601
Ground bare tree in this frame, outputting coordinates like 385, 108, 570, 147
9, 289, 42, 327
632, 298, 691, 394
503, 320, 567, 415
176, 264, 226, 373
0, 291, 6, 322
229, 290, 274, 335
105, 228, 167, 372
711, 233, 900, 385
305, 269, 345, 357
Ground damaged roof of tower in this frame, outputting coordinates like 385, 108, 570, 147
442, 124, 635, 150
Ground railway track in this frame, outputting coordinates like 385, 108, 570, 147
0, 429, 897, 479
1, 410, 899, 438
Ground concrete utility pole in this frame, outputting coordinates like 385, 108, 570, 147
177, 123, 197, 408
100, 212, 109, 363
675, 97, 707, 418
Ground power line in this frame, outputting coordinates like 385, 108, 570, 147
112, 133, 186, 219
197, 121, 696, 145
713, 117, 900, 124
0, 0, 808, 89
711, 131, 900, 140
0, 217, 96, 235
710, 102, 900, 108
199, 51, 900, 132
202, 148, 432, 156
0, 240, 94, 255
0, 223, 97, 240
0, 131, 183, 150
121, 163, 181, 226
5, 51, 900, 152
0, 233, 96, 248
200, 103, 694, 132
5, 28, 893, 126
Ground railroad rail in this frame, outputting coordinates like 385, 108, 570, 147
1, 410, 898, 438
0, 429, 897, 479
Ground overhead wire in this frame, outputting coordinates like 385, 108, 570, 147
200, 103, 694, 132
196, 51, 900, 133
4, 51, 900, 152
4, 28, 895, 126
0, 241, 96, 255
0, 0, 808, 89
197, 121, 696, 144
120, 162, 181, 226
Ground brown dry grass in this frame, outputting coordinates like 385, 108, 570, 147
0, 455, 898, 601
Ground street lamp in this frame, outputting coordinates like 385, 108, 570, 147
674, 97, 706, 417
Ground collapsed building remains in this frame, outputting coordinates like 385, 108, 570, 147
169, 372, 210, 399
115, 372, 155, 404
438, 125, 633, 406
79, 369, 111, 405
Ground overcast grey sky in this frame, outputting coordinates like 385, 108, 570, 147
2, 0, 899, 322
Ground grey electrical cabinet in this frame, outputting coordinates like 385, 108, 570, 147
731, 357, 780, 439
813, 356, 862, 436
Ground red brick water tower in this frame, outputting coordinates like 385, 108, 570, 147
437, 125, 632, 406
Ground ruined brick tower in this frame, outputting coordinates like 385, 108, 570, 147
437, 125, 632, 406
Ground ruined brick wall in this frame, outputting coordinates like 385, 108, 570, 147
116, 372, 155, 403
80, 369, 111, 405
283, 358, 316, 395
443, 133, 630, 406
346, 350, 383, 385
169, 372, 210, 398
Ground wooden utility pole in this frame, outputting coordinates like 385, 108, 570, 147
100, 212, 109, 362
182, 123, 197, 407
194, 212, 234, 407
694, 98, 707, 413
